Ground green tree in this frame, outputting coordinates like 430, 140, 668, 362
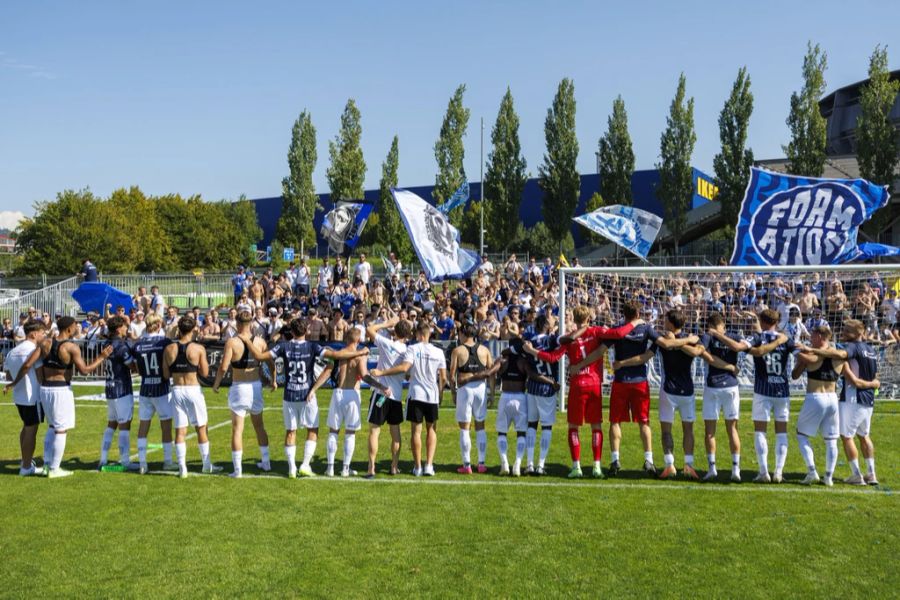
522, 222, 574, 259
327, 98, 367, 202
483, 88, 528, 251
784, 42, 828, 177
225, 194, 264, 266
581, 192, 607, 245
713, 66, 754, 239
277, 110, 318, 256
597, 95, 634, 205
106, 187, 176, 272
434, 84, 470, 227
858, 45, 900, 237
657, 73, 696, 255
538, 78, 580, 251
372, 136, 412, 261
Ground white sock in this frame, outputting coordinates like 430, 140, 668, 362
176, 442, 187, 471
343, 433, 355, 469
302, 439, 316, 467
707, 452, 716, 471
611, 451, 620, 463
515, 435, 526, 464
44, 429, 56, 466
685, 454, 694, 467
163, 442, 173, 463
285, 445, 297, 472
525, 427, 537, 466
664, 453, 675, 466
497, 435, 508, 463
232, 450, 243, 474
572, 459, 581, 469
644, 450, 653, 463
866, 456, 876, 475
476, 429, 487, 464
775, 433, 788, 473
100, 427, 114, 463
824, 439, 838, 478
797, 434, 816, 472
731, 453, 740, 473
51, 432, 67, 470
137, 438, 148, 465
459, 430, 471, 466
754, 432, 769, 475
260, 446, 270, 465
849, 458, 861, 477
198, 441, 210, 467
539, 429, 552, 467
326, 432, 338, 467
118, 430, 130, 464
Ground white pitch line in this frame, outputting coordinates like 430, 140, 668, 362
127, 419, 232, 461
84, 468, 897, 497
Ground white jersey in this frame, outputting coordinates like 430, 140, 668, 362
6, 340, 41, 406
373, 333, 407, 400
403, 342, 446, 404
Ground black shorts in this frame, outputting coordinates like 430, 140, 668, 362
367, 392, 404, 426
17, 404, 43, 427
406, 399, 438, 424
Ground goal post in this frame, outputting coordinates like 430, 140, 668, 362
557, 263, 900, 409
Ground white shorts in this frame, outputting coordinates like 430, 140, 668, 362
497, 392, 528, 434
138, 394, 174, 421
752, 393, 790, 423
228, 381, 264, 417
526, 393, 557, 427
455, 381, 487, 424
659, 390, 696, 423
797, 392, 839, 439
326, 388, 362, 431
106, 395, 134, 424
41, 387, 75, 430
839, 402, 873, 438
702, 386, 740, 421
171, 386, 208, 429
283, 400, 319, 431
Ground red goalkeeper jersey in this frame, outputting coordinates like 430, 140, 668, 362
537, 322, 635, 382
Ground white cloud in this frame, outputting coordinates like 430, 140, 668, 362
0, 211, 26, 230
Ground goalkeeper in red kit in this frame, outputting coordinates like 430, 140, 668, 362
523, 305, 639, 478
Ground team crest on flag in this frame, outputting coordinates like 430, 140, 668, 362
730, 167, 892, 266
320, 201, 373, 256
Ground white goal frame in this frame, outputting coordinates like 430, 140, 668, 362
557, 263, 900, 410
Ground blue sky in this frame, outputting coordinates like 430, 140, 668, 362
1, 1, 898, 225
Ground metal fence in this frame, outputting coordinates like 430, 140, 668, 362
101, 272, 235, 310
0, 276, 81, 322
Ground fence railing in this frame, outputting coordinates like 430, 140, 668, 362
0, 276, 81, 322
100, 272, 235, 311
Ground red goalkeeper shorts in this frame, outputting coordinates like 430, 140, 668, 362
567, 377, 602, 426
609, 381, 650, 424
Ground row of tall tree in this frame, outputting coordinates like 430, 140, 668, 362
15, 188, 261, 274
276, 42, 899, 259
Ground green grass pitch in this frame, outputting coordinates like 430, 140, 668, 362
0, 388, 897, 598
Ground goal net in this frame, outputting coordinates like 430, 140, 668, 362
557, 264, 900, 404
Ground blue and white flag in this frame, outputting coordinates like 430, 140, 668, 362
391, 188, 478, 282
573, 204, 663, 260
437, 181, 469, 214
858, 242, 900, 260
320, 201, 374, 256
731, 167, 893, 266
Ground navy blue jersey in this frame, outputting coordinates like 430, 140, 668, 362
655, 332, 695, 396
270, 340, 325, 402
104, 338, 134, 399
840, 341, 878, 407
747, 331, 796, 398
132, 335, 174, 397
700, 331, 742, 388
612, 324, 659, 383
527, 333, 559, 397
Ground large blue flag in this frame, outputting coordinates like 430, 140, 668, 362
730, 167, 893, 266
573, 204, 663, 260
71, 282, 134, 314
391, 188, 478, 282
437, 181, 469, 214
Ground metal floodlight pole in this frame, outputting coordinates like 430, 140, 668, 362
479, 116, 485, 257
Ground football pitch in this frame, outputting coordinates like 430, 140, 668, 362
0, 389, 897, 598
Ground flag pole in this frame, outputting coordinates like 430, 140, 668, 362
479, 116, 484, 257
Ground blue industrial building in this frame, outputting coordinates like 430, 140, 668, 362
250, 167, 717, 253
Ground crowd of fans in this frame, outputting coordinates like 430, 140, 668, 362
4, 253, 900, 368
